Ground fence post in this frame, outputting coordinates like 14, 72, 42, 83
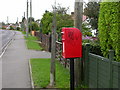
109, 50, 114, 88
49, 34, 51, 52
81, 46, 85, 82
84, 43, 90, 86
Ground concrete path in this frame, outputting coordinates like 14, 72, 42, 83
2, 31, 51, 88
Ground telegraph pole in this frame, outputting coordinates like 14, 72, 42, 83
16, 17, 18, 25
7, 16, 9, 24
74, 0, 83, 87
50, 0, 56, 87
24, 12, 25, 18
26, 0, 29, 37
17, 17, 18, 23
30, 0, 32, 32
30, 0, 32, 17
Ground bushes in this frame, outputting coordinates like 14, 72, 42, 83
40, 10, 73, 34
10, 26, 14, 30
40, 12, 53, 34
98, 2, 120, 61
82, 38, 102, 56
16, 27, 20, 30
29, 22, 40, 31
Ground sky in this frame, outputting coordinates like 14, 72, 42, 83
0, 0, 88, 23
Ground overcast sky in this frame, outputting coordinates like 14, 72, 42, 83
0, 0, 88, 23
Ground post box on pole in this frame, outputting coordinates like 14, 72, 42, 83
62, 27, 82, 90
62, 28, 82, 58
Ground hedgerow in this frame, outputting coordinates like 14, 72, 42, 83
98, 2, 120, 61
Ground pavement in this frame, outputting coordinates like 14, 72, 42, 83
2, 31, 51, 88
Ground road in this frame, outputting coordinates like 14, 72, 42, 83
0, 30, 15, 55
0, 29, 15, 89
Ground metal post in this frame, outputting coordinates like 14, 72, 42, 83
70, 58, 75, 90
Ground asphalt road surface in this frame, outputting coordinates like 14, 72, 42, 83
0, 30, 15, 54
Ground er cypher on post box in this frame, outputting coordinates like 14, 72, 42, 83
62, 28, 82, 59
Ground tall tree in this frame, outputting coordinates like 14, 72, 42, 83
40, 5, 73, 34
2, 22, 5, 26
41, 11, 53, 34
84, 2, 100, 29
28, 17, 34, 23
21, 17, 27, 31
55, 4, 69, 14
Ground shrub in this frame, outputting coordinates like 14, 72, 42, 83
16, 27, 20, 30
98, 2, 120, 61
10, 26, 14, 30
29, 22, 40, 31
2, 27, 6, 29
82, 38, 102, 56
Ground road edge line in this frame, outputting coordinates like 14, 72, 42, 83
0, 32, 16, 58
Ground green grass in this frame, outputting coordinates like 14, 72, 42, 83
21, 31, 26, 35
25, 35, 38, 41
24, 35, 43, 51
30, 58, 70, 88
26, 40, 43, 50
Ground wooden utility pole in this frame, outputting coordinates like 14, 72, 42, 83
74, 0, 83, 87
30, 0, 32, 18
7, 16, 9, 24
23, 12, 26, 32
17, 17, 18, 23
26, 0, 29, 37
30, 0, 32, 32
50, 0, 56, 86
24, 12, 25, 17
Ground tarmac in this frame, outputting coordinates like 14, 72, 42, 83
2, 31, 51, 88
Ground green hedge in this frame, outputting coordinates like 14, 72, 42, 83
82, 39, 102, 56
98, 2, 120, 61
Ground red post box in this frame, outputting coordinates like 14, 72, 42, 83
62, 28, 82, 58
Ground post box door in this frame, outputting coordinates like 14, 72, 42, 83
62, 28, 82, 58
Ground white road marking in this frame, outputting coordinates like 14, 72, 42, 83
0, 39, 14, 58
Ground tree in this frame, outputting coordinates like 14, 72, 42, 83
29, 22, 39, 31
28, 17, 35, 23
41, 11, 53, 34
21, 17, 26, 31
82, 23, 92, 36
55, 4, 69, 14
84, 2, 100, 29
10, 26, 14, 30
16, 27, 20, 30
56, 14, 73, 33
98, 2, 120, 61
2, 22, 5, 26
40, 6, 73, 34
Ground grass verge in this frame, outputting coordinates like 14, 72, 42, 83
24, 35, 43, 51
21, 31, 26, 35
30, 58, 70, 88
